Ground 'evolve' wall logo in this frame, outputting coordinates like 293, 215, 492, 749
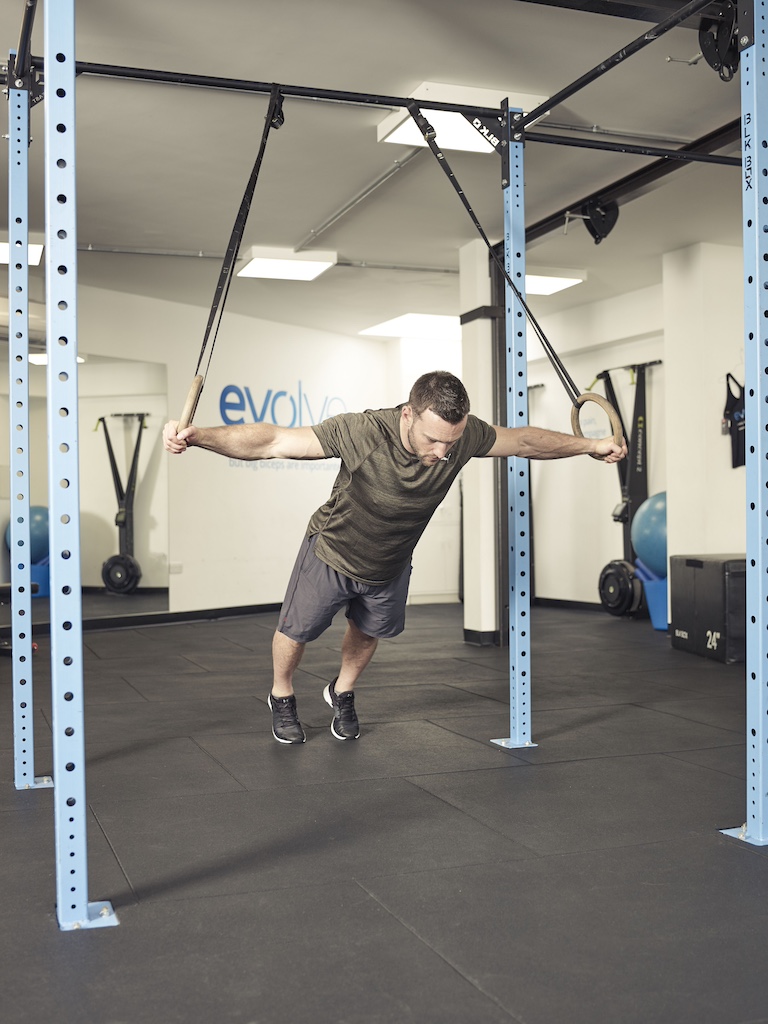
219, 381, 347, 427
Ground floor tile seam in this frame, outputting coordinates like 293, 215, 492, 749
353, 878, 531, 1024
452, 657, 509, 669
485, 829, 739, 865
661, 750, 746, 782
424, 717, 530, 756
349, 710, 505, 727
399, 765, 746, 853
114, 675, 153, 703
632, 693, 746, 708
402, 773, 542, 852
718, 832, 768, 862
188, 736, 250, 791
626, 702, 744, 735
0, 803, 55, 821
529, 698, 681, 713
89, 803, 138, 902
641, 682, 748, 698
510, 742, 745, 766
177, 653, 238, 670
97, 693, 266, 706
443, 684, 510, 704
119, 878, 333, 908
419, 742, 743, 769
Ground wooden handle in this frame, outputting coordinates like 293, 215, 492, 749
570, 392, 624, 453
177, 376, 204, 432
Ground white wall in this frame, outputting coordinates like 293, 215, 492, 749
78, 361, 168, 587
663, 243, 745, 558
528, 242, 744, 604
1, 357, 168, 588
4, 241, 744, 614
4, 281, 469, 612
459, 239, 498, 633
75, 284, 392, 612
528, 330, 666, 603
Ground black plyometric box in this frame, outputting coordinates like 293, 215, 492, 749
669, 554, 746, 664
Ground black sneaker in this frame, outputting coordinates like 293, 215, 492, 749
268, 693, 306, 744
323, 678, 360, 740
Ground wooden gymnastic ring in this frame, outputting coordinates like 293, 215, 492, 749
570, 392, 624, 458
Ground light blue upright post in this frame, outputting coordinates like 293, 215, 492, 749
44, 0, 118, 929
7, 53, 52, 791
722, 0, 768, 847
492, 105, 537, 750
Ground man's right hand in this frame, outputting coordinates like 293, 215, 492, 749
163, 420, 196, 454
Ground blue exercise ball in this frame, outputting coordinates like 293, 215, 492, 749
631, 492, 667, 578
4, 505, 49, 564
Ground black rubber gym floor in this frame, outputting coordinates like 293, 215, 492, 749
2, 603, 766, 1024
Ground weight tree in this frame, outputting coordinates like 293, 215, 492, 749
5, 0, 765, 931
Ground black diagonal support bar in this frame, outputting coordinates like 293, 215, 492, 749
11, 0, 38, 82
516, 0, 720, 130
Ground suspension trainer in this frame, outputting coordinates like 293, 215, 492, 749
408, 103, 623, 447
97, 413, 148, 594
177, 85, 285, 430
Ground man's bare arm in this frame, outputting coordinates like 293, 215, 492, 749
163, 421, 326, 460
485, 425, 627, 463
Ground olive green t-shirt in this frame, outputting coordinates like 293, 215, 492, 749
309, 406, 496, 584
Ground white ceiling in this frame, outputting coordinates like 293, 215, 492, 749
0, 0, 744, 343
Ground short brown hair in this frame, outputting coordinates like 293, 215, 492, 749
408, 371, 470, 425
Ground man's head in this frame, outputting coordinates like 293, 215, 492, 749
407, 371, 470, 424
401, 371, 470, 466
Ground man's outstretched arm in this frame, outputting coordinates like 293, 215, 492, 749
162, 421, 326, 460
485, 425, 627, 463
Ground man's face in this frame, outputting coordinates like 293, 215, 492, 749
402, 406, 467, 466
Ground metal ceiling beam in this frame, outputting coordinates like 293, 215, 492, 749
527, 127, 740, 165
512, 0, 729, 25
14, 54, 740, 167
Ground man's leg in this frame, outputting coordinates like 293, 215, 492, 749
271, 629, 305, 697
335, 618, 378, 692
323, 619, 377, 741
268, 630, 307, 744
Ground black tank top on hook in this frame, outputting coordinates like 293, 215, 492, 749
723, 373, 745, 468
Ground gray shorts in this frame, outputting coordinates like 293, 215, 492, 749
278, 534, 411, 643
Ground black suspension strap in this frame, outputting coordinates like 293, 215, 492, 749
177, 84, 285, 430
408, 103, 623, 447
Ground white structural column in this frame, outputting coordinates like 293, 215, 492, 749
460, 238, 499, 642
44, 0, 118, 928
722, 1, 768, 847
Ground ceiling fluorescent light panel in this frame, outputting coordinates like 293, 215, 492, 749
377, 82, 548, 153
0, 242, 44, 266
360, 314, 462, 341
525, 272, 585, 295
237, 246, 337, 281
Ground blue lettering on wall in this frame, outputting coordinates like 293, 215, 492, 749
219, 380, 347, 426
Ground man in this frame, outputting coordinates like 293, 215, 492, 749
164, 370, 625, 745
